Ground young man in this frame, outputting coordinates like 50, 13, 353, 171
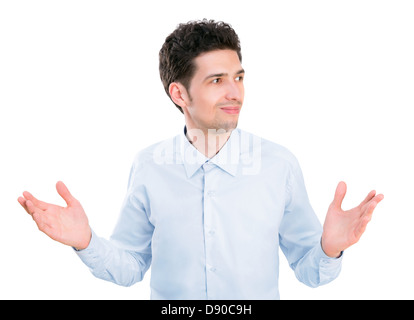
18, 20, 384, 299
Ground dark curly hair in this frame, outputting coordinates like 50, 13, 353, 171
159, 19, 242, 114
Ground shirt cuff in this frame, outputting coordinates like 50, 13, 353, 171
316, 242, 343, 285
318, 238, 344, 259
72, 229, 102, 265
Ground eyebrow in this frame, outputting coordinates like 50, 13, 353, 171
204, 69, 245, 82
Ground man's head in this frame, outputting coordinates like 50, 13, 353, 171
159, 19, 244, 132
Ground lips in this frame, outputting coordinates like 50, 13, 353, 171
220, 106, 241, 114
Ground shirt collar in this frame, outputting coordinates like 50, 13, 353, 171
180, 126, 240, 178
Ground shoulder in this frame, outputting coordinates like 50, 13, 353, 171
130, 134, 180, 172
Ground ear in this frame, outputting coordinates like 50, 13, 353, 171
169, 82, 190, 109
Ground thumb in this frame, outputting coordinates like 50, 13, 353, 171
56, 181, 77, 206
332, 181, 347, 210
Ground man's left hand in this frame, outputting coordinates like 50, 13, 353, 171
321, 181, 384, 258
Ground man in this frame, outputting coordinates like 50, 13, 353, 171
18, 20, 384, 299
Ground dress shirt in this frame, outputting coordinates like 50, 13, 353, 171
75, 127, 342, 299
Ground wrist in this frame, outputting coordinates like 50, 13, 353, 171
323, 249, 342, 258
320, 238, 342, 258
74, 227, 92, 251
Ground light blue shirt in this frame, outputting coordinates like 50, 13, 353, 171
75, 127, 342, 299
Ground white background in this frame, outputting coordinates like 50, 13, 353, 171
1, 0, 413, 300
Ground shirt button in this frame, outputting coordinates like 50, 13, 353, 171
209, 266, 216, 272
207, 191, 215, 197
208, 230, 215, 236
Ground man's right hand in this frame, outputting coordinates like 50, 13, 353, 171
18, 181, 91, 250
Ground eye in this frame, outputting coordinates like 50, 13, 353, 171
212, 78, 222, 84
235, 76, 244, 82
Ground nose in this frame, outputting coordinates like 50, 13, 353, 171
225, 80, 244, 102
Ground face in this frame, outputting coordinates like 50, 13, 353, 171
172, 49, 245, 133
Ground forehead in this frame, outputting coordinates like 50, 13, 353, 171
193, 49, 242, 78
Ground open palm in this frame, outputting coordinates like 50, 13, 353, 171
18, 181, 91, 250
321, 181, 384, 257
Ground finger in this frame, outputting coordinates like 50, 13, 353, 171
29, 206, 50, 234
331, 181, 347, 209
358, 190, 376, 208
355, 215, 371, 240
22, 191, 49, 210
375, 193, 384, 202
361, 194, 384, 218
18, 196, 30, 214
355, 201, 381, 240
366, 193, 384, 208
25, 199, 43, 217
56, 181, 77, 207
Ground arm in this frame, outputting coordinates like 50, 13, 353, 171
280, 159, 384, 287
80, 176, 154, 286
279, 160, 342, 288
74, 228, 151, 287
18, 179, 153, 287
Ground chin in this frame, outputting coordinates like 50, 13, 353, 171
215, 120, 238, 132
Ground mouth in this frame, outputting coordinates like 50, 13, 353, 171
220, 106, 241, 115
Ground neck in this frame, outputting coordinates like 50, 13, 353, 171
185, 126, 232, 159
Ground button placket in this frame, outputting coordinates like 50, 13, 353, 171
202, 162, 219, 298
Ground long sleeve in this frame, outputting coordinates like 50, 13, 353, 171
75, 129, 343, 299
279, 157, 342, 288
74, 156, 154, 287
74, 229, 151, 286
